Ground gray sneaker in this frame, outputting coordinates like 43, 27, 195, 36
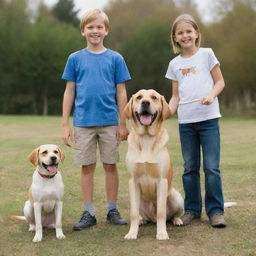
210, 214, 227, 228
181, 212, 200, 225
72, 211, 97, 231
106, 209, 127, 225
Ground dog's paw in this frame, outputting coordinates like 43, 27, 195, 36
56, 229, 65, 240
56, 233, 66, 240
29, 224, 35, 232
172, 217, 183, 226
124, 232, 138, 240
32, 233, 42, 243
156, 231, 169, 240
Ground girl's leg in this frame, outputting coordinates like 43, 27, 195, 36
200, 118, 224, 217
179, 123, 202, 216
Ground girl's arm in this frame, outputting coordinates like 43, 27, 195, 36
62, 81, 75, 146
169, 80, 180, 115
201, 64, 225, 105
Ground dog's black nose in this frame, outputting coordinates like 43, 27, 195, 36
141, 100, 150, 108
51, 156, 57, 162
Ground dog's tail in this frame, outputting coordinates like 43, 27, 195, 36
10, 216, 26, 221
224, 202, 237, 208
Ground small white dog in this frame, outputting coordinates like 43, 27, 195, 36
11, 144, 65, 242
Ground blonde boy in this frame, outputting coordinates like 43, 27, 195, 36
62, 9, 131, 230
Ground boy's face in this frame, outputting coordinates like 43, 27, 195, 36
81, 17, 108, 48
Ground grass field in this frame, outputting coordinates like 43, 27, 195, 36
0, 115, 255, 256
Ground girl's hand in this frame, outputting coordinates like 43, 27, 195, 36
201, 95, 214, 105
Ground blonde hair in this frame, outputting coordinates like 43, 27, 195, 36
171, 14, 201, 54
80, 9, 110, 32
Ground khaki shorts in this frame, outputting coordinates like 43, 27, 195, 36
73, 126, 119, 166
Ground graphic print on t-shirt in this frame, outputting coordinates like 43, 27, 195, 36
179, 66, 196, 76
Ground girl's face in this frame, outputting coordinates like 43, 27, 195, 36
81, 17, 108, 48
173, 21, 199, 52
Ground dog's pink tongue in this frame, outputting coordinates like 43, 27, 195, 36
140, 115, 152, 125
47, 165, 57, 173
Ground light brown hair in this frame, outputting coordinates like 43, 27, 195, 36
171, 14, 201, 54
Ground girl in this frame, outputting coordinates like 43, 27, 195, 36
165, 14, 226, 228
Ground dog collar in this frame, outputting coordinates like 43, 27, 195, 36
38, 171, 57, 179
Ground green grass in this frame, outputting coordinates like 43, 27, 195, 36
0, 115, 255, 256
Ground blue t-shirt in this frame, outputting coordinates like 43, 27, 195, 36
62, 49, 131, 127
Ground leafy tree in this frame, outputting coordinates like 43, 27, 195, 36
0, 0, 255, 115
20, 7, 83, 115
0, 0, 30, 113
0, 0, 83, 114
121, 21, 175, 100
52, 0, 79, 27
105, 0, 180, 49
204, 0, 256, 111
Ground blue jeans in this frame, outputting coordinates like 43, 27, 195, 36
179, 118, 224, 217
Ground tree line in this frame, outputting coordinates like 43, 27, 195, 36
0, 0, 255, 115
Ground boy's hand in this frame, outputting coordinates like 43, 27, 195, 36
117, 124, 129, 141
201, 95, 214, 105
62, 125, 74, 147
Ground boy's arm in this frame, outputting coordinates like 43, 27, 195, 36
62, 81, 75, 147
169, 80, 180, 115
116, 82, 129, 141
201, 64, 225, 105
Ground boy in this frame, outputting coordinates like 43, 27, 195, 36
62, 9, 131, 230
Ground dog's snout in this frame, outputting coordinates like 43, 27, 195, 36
141, 100, 150, 108
51, 156, 57, 162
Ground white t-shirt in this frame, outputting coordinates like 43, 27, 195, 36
165, 48, 222, 124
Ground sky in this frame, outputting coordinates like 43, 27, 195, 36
43, 0, 213, 22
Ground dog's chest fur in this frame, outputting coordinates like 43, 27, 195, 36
135, 162, 159, 201
31, 171, 64, 213
126, 129, 171, 201
127, 128, 168, 162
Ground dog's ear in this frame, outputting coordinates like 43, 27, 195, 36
123, 96, 133, 119
58, 147, 65, 163
161, 96, 171, 120
28, 147, 40, 166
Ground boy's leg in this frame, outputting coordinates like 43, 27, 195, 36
98, 125, 119, 205
98, 126, 127, 225
103, 163, 118, 203
81, 164, 96, 215
73, 127, 97, 231
81, 164, 95, 203
103, 163, 127, 225
72, 164, 97, 231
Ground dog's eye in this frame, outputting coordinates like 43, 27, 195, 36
54, 150, 59, 154
42, 150, 48, 155
136, 95, 142, 100
151, 95, 158, 100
